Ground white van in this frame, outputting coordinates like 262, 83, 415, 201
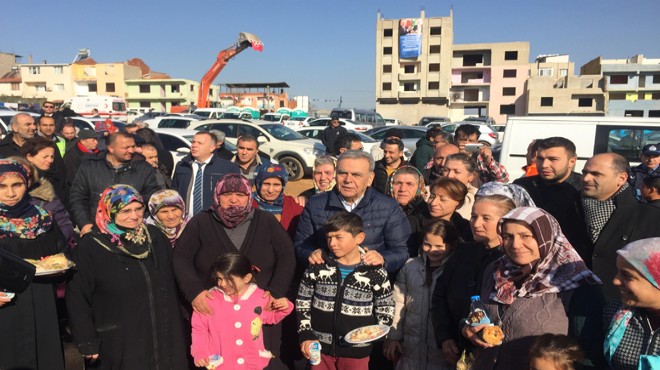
330, 108, 386, 128
500, 116, 660, 178
193, 108, 226, 119
63, 96, 128, 122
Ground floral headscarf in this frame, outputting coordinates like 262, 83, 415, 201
95, 184, 150, 258
0, 159, 52, 239
476, 182, 536, 207
213, 173, 252, 228
253, 164, 288, 219
146, 189, 189, 246
491, 207, 600, 305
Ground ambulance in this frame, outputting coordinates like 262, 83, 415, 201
63, 96, 128, 122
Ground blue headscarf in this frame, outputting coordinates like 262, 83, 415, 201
252, 164, 288, 219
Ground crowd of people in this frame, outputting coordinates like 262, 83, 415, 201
0, 104, 659, 370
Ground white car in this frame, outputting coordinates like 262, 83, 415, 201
187, 119, 325, 180
144, 116, 202, 129
152, 128, 236, 170
286, 116, 314, 128
307, 117, 372, 132
384, 118, 402, 126
426, 121, 499, 147
261, 113, 290, 125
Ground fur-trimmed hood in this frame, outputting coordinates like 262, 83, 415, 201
29, 178, 56, 202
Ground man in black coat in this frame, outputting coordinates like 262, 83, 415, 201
372, 137, 406, 194
320, 117, 347, 155
69, 132, 163, 235
581, 152, 660, 299
63, 129, 99, 186
0, 113, 36, 158
513, 137, 592, 263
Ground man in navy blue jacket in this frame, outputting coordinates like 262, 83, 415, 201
294, 150, 411, 273
172, 131, 240, 217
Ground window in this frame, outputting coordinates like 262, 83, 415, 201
502, 87, 516, 96
382, 83, 392, 91
88, 83, 97, 92
238, 124, 265, 139
383, 47, 392, 55
139, 101, 151, 108
540, 97, 553, 107
430, 27, 441, 35
106, 83, 115, 92
157, 134, 189, 152
462, 54, 483, 66
504, 51, 518, 61
654, 74, 660, 84
35, 84, 46, 92
11, 83, 19, 91
28, 66, 40, 75
53, 66, 64, 74
429, 63, 440, 72
383, 65, 392, 73
190, 85, 195, 92
503, 69, 517, 78
383, 28, 393, 37
139, 84, 150, 93
609, 93, 626, 100
538, 68, 553, 77
649, 110, 660, 117
624, 110, 643, 117
430, 45, 441, 54
652, 93, 660, 100
428, 81, 439, 90
610, 75, 628, 84
602, 127, 660, 162
500, 104, 516, 115
559, 69, 568, 77
578, 98, 593, 107
112, 102, 126, 111
403, 82, 416, 92
171, 84, 180, 93
54, 84, 65, 91
404, 65, 415, 74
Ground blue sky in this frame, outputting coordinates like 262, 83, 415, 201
3, 0, 660, 109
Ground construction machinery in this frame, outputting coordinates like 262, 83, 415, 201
197, 32, 263, 109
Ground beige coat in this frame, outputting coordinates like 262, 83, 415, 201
456, 183, 477, 220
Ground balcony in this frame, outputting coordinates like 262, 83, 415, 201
398, 72, 420, 81
398, 90, 421, 98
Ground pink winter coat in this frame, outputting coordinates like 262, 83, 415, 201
191, 284, 293, 369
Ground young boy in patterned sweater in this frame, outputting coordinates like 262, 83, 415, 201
296, 212, 394, 370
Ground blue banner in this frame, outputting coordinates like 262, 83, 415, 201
399, 18, 422, 58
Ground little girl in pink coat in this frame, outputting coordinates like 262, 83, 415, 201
191, 252, 293, 369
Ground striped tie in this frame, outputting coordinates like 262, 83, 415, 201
192, 162, 203, 214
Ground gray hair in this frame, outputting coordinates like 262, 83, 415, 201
10, 113, 31, 128
209, 129, 225, 142
337, 150, 375, 172
314, 155, 336, 169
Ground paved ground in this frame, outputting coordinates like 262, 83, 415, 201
285, 178, 313, 197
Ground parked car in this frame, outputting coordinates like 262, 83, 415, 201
427, 121, 499, 147
261, 113, 290, 125
330, 108, 386, 128
162, 113, 205, 120
153, 128, 236, 170
68, 117, 126, 132
295, 126, 392, 157
133, 111, 168, 126
384, 118, 402, 126
417, 116, 450, 126
364, 125, 428, 156
193, 108, 226, 119
307, 117, 373, 132
143, 116, 201, 129
492, 124, 506, 142
464, 116, 496, 125
187, 119, 325, 180
286, 116, 314, 128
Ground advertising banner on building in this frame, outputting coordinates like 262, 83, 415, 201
399, 18, 423, 58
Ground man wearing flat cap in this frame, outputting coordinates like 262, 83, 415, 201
629, 143, 660, 200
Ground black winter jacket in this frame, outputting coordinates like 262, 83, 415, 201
69, 153, 162, 228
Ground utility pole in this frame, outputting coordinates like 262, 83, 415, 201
339, 96, 343, 108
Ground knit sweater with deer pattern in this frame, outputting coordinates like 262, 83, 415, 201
296, 250, 394, 358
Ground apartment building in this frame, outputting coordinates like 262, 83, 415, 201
0, 52, 19, 78
71, 60, 141, 97
527, 54, 605, 115
125, 79, 219, 111
375, 10, 454, 124
581, 54, 660, 118
449, 42, 529, 124
19, 63, 73, 101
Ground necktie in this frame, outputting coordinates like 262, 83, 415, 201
193, 162, 203, 214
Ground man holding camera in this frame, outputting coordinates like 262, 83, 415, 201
454, 124, 508, 184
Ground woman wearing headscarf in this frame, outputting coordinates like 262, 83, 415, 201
252, 163, 303, 238
462, 207, 606, 370
146, 189, 189, 247
389, 165, 428, 257
65, 184, 187, 369
604, 238, 660, 370
173, 173, 296, 370
0, 159, 66, 370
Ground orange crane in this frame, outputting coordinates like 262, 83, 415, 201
197, 32, 263, 109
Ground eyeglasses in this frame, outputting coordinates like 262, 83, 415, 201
43, 105, 54, 108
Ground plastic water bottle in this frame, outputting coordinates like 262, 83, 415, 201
309, 342, 321, 365
468, 295, 491, 326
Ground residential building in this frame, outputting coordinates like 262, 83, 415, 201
220, 82, 293, 112
0, 52, 20, 77
71, 59, 141, 97
375, 10, 454, 124
125, 79, 219, 111
19, 62, 73, 101
449, 41, 529, 124
581, 54, 660, 118
527, 54, 606, 115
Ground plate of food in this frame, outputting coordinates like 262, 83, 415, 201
25, 253, 74, 276
344, 324, 390, 344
